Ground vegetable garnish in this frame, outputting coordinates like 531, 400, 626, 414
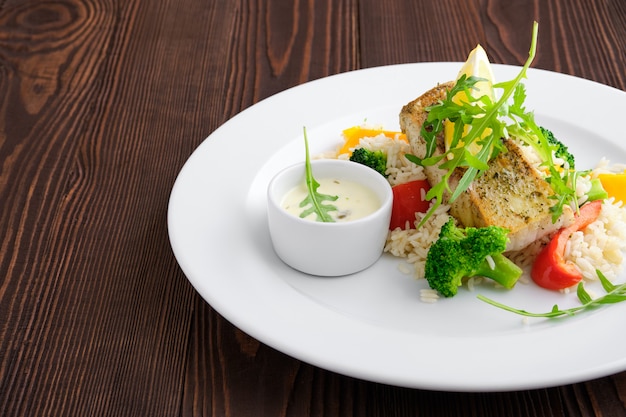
478, 270, 626, 318
424, 219, 523, 297
598, 172, 626, 203
339, 126, 406, 156
389, 180, 432, 230
299, 127, 339, 222
406, 22, 577, 226
531, 200, 602, 290
349, 147, 388, 177
585, 177, 609, 202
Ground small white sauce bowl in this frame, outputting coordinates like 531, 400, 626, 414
267, 159, 393, 276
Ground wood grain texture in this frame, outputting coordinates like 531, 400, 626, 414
0, 0, 201, 415
0, 0, 625, 416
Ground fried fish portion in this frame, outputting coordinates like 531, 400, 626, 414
399, 83, 574, 251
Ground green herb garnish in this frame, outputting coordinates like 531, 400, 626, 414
407, 22, 577, 226
477, 270, 626, 318
299, 127, 338, 222
504, 84, 578, 222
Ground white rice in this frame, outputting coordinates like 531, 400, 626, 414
590, 157, 626, 175
419, 288, 440, 303
507, 237, 549, 268
336, 133, 426, 186
565, 197, 626, 282
384, 202, 451, 279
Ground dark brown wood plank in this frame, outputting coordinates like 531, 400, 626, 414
359, 0, 626, 90
0, 0, 220, 415
1, 0, 625, 416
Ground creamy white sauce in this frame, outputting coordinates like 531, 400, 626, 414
282, 177, 381, 222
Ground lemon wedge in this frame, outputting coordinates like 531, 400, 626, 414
444, 45, 495, 153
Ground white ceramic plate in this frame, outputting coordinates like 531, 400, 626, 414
168, 63, 626, 392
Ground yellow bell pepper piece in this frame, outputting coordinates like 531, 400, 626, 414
338, 126, 406, 156
598, 172, 626, 203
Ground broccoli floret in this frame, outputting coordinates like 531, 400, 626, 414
540, 126, 575, 169
349, 147, 387, 177
424, 219, 523, 297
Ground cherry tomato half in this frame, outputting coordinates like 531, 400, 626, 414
389, 180, 431, 230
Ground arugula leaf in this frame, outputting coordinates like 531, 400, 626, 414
299, 127, 338, 222
408, 22, 576, 227
477, 270, 626, 318
503, 82, 578, 221
409, 24, 539, 224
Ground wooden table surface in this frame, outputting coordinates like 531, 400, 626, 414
2, 0, 626, 416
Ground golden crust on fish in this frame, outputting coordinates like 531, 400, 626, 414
400, 82, 454, 142
399, 83, 574, 252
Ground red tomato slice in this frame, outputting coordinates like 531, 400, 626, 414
389, 180, 431, 230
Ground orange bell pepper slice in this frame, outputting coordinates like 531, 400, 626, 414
338, 126, 407, 156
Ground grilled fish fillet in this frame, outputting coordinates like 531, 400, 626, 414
400, 83, 574, 252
